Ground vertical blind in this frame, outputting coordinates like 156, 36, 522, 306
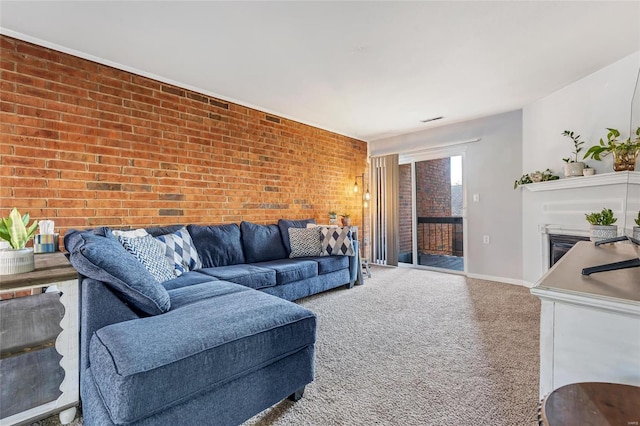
372, 154, 399, 266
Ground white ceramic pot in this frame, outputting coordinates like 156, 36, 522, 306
633, 226, 640, 241
589, 225, 617, 243
0, 248, 35, 275
582, 168, 595, 176
564, 162, 585, 178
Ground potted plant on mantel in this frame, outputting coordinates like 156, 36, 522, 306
634, 211, 640, 241
561, 130, 586, 177
0, 208, 39, 275
583, 127, 640, 171
585, 207, 617, 242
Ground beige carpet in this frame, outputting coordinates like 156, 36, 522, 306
35, 266, 540, 426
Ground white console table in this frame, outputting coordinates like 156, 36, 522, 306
0, 252, 79, 425
530, 241, 640, 399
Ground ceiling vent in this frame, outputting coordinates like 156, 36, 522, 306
420, 116, 444, 123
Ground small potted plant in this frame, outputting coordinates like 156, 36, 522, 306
585, 207, 618, 242
328, 210, 338, 225
0, 208, 38, 275
582, 164, 595, 176
562, 130, 585, 177
634, 211, 640, 240
513, 169, 559, 189
583, 127, 640, 171
340, 213, 351, 227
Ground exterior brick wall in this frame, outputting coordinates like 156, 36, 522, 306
399, 163, 412, 255
398, 159, 457, 259
415, 159, 453, 256
0, 36, 369, 249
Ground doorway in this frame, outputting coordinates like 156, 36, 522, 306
398, 155, 465, 272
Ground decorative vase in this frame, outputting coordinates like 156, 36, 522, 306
582, 168, 595, 176
612, 149, 638, 171
564, 162, 584, 177
633, 226, 640, 241
341, 217, 351, 227
530, 171, 543, 182
329, 214, 337, 225
589, 225, 617, 243
0, 248, 35, 275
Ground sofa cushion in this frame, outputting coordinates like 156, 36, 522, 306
161, 271, 218, 291
64, 228, 170, 315
278, 218, 316, 256
117, 234, 176, 283
187, 224, 245, 267
156, 226, 203, 274
252, 259, 318, 286
288, 227, 322, 258
320, 226, 355, 256
167, 280, 251, 310
307, 255, 350, 275
198, 265, 276, 289
240, 221, 287, 263
89, 289, 316, 424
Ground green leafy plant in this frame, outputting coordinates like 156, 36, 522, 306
585, 208, 617, 226
583, 127, 640, 161
513, 169, 559, 189
328, 210, 337, 216
0, 208, 38, 249
562, 130, 585, 163
635, 211, 640, 227
341, 213, 351, 218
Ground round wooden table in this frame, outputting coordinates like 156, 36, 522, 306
540, 382, 640, 426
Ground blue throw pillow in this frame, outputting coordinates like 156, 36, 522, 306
64, 229, 171, 315
240, 221, 287, 263
278, 218, 316, 255
187, 224, 245, 267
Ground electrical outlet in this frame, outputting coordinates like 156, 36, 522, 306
483, 235, 490, 244
473, 194, 480, 202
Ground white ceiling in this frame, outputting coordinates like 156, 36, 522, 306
1, 1, 639, 141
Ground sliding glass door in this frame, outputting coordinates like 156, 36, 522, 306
398, 155, 465, 272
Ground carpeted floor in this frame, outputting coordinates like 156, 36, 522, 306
34, 266, 540, 426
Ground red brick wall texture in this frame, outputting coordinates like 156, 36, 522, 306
0, 36, 369, 248
398, 159, 456, 257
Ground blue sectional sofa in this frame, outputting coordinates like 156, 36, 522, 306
64, 219, 359, 426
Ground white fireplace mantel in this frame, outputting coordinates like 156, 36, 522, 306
521, 171, 639, 192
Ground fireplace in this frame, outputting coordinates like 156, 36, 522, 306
548, 234, 590, 268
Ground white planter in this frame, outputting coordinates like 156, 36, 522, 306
582, 168, 595, 176
633, 226, 640, 241
0, 248, 35, 275
564, 162, 584, 177
589, 225, 617, 243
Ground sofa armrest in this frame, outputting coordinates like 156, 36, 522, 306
80, 277, 140, 379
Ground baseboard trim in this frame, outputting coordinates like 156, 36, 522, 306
466, 273, 534, 288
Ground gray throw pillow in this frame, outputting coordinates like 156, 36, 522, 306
288, 227, 322, 258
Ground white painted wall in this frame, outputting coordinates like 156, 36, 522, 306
523, 51, 640, 175
522, 51, 640, 284
370, 110, 524, 282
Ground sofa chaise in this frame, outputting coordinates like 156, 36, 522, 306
64, 219, 359, 425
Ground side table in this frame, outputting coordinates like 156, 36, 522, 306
539, 382, 640, 426
0, 252, 79, 425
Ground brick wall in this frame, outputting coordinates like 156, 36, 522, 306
415, 158, 453, 255
399, 163, 412, 255
0, 36, 368, 249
